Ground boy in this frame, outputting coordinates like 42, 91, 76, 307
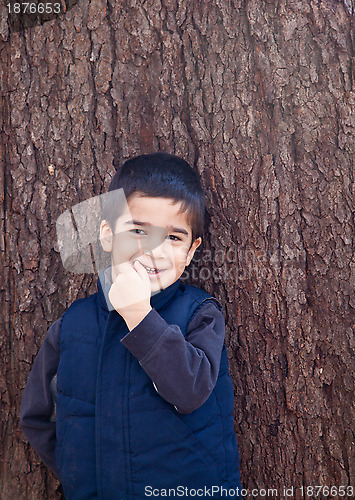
20, 152, 242, 499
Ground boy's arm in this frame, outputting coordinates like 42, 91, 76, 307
121, 301, 225, 414
19, 318, 61, 478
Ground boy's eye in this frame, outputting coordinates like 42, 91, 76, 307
130, 229, 147, 236
129, 229, 181, 241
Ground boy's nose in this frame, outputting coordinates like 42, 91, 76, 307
138, 226, 171, 258
147, 238, 173, 259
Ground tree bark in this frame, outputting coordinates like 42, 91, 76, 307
0, 0, 354, 498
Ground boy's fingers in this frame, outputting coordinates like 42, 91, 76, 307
114, 261, 150, 285
111, 262, 134, 284
133, 260, 150, 283
115, 261, 135, 275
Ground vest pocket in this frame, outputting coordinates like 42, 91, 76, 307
55, 417, 70, 471
166, 413, 221, 472
55, 415, 97, 498
130, 408, 221, 490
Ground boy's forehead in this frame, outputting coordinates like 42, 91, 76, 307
119, 195, 191, 231
127, 194, 182, 210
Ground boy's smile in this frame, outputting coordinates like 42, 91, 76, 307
100, 194, 201, 293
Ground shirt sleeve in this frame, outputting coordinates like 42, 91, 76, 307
19, 318, 61, 478
120, 301, 225, 414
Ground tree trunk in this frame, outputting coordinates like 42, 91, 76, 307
0, 0, 354, 498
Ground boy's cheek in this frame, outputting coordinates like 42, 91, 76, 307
174, 245, 189, 261
173, 258, 188, 276
111, 235, 142, 265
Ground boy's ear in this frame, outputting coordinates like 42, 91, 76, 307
186, 237, 202, 266
100, 220, 113, 252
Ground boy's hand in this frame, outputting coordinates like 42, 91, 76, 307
108, 261, 152, 330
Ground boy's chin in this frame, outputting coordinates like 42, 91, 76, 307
150, 275, 179, 294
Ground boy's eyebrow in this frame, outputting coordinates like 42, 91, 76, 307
124, 220, 189, 235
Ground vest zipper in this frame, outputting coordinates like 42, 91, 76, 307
123, 348, 134, 498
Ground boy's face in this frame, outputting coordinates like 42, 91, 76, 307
100, 194, 202, 293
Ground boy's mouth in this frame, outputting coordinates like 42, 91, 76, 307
141, 263, 167, 275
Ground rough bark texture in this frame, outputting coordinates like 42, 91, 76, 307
0, 0, 354, 498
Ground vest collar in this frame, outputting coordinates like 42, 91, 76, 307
97, 267, 181, 313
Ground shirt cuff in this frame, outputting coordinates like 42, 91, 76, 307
120, 308, 168, 361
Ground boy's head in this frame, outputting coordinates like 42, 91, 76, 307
100, 152, 205, 292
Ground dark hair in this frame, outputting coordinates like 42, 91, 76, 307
103, 152, 205, 246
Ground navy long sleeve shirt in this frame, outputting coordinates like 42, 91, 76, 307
20, 301, 226, 476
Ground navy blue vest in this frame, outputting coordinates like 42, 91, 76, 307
56, 274, 241, 499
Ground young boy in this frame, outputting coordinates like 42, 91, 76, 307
20, 152, 242, 499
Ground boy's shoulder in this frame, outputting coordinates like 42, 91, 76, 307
173, 282, 225, 335
179, 282, 222, 305
61, 291, 99, 326
176, 282, 223, 322
65, 291, 98, 311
